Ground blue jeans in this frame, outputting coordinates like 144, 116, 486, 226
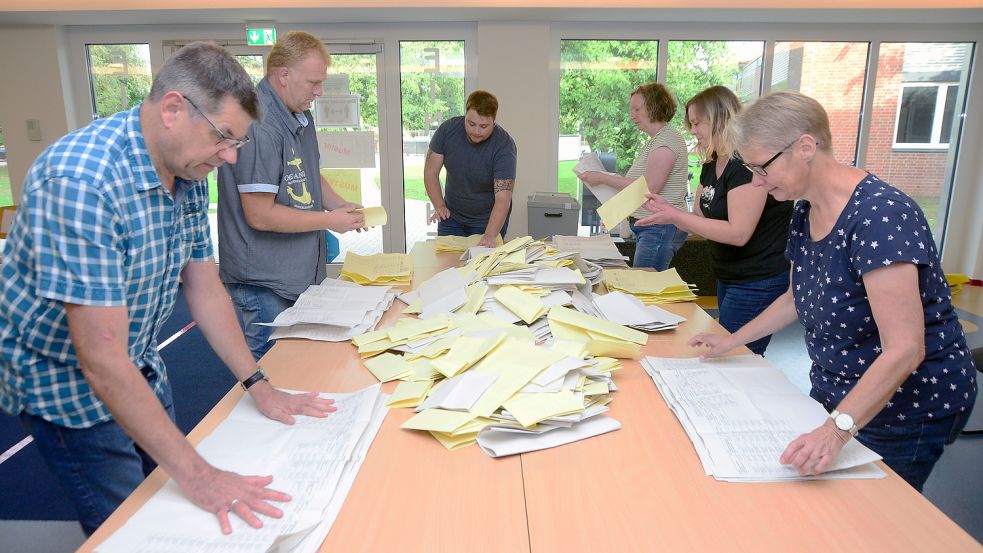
20, 380, 176, 536
854, 410, 971, 492
226, 282, 295, 360
437, 215, 509, 238
717, 272, 789, 355
629, 222, 687, 271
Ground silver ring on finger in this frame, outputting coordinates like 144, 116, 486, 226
229, 499, 240, 510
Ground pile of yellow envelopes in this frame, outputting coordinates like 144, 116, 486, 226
946, 273, 970, 295
340, 252, 413, 285
435, 234, 504, 252
603, 267, 698, 303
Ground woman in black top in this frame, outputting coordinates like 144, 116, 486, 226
634, 86, 793, 354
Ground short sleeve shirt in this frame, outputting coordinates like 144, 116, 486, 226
218, 77, 327, 301
430, 116, 517, 228
786, 174, 976, 427
627, 125, 689, 219
0, 105, 213, 428
699, 157, 792, 283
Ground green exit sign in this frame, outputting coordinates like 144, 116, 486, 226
246, 28, 276, 46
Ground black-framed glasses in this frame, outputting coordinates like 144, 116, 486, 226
184, 96, 250, 150
739, 139, 798, 176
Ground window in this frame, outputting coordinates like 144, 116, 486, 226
0, 127, 10, 207
772, 42, 869, 166
86, 44, 152, 119
557, 39, 658, 235
866, 42, 974, 239
399, 40, 466, 252
894, 83, 958, 148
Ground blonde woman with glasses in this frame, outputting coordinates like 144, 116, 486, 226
634, 85, 793, 355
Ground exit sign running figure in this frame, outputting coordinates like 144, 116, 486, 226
247, 28, 277, 46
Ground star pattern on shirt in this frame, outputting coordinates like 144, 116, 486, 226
786, 175, 977, 428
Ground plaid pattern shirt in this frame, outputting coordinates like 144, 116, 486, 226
0, 105, 213, 428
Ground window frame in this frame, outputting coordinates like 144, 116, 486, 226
892, 81, 958, 150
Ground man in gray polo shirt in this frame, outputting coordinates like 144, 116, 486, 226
218, 31, 364, 360
425, 90, 517, 247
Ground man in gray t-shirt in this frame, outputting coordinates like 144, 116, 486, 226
425, 90, 517, 247
218, 31, 365, 360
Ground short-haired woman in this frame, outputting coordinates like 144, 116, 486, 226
579, 83, 689, 270
690, 90, 976, 490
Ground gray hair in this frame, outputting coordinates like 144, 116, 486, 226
730, 90, 832, 155
148, 41, 260, 120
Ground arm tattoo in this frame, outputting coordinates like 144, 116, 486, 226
494, 179, 515, 194
425, 149, 433, 162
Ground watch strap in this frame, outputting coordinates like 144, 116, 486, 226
830, 409, 858, 436
241, 368, 268, 391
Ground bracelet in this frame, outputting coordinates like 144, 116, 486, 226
241, 368, 269, 391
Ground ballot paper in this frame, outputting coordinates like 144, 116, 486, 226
96, 385, 387, 553
596, 175, 648, 229
476, 415, 621, 457
436, 234, 504, 252
418, 267, 469, 319
603, 267, 698, 303
641, 356, 884, 482
340, 252, 413, 285
572, 152, 620, 204
356, 206, 388, 227
266, 278, 397, 342
552, 234, 629, 267
591, 290, 687, 331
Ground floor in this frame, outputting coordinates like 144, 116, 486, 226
1, 295, 981, 551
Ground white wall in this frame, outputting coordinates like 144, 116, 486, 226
476, 21, 552, 241
0, 26, 73, 202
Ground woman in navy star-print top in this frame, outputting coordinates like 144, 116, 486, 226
689, 90, 976, 491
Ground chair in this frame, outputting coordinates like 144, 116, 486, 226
0, 205, 15, 239
960, 346, 983, 436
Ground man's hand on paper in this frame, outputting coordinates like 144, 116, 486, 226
430, 205, 451, 223
779, 419, 850, 477
186, 467, 291, 535
249, 384, 338, 425
688, 332, 740, 360
325, 205, 366, 233
477, 234, 499, 248
634, 194, 679, 226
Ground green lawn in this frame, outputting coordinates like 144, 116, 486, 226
0, 165, 12, 206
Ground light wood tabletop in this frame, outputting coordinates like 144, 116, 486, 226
79, 242, 982, 553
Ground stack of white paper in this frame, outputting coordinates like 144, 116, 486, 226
640, 355, 884, 482
266, 278, 397, 342
552, 234, 629, 267
96, 385, 388, 552
571, 290, 686, 332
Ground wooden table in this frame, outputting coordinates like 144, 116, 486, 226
80, 242, 981, 552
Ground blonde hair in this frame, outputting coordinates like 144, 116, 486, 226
685, 85, 741, 162
632, 83, 677, 123
266, 31, 331, 75
731, 90, 833, 156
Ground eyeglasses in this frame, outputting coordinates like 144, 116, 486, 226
739, 139, 798, 176
184, 96, 250, 150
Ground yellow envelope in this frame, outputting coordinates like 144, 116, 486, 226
582, 381, 610, 396
386, 380, 434, 408
494, 285, 547, 325
401, 409, 476, 433
547, 305, 647, 345
468, 339, 565, 418
429, 431, 478, 450
363, 352, 414, 382
596, 175, 647, 229
503, 389, 585, 428
356, 206, 388, 227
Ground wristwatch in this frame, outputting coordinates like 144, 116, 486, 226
241, 368, 269, 391
830, 409, 858, 436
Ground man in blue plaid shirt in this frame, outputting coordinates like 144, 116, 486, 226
0, 42, 336, 536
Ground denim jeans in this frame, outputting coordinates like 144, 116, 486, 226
20, 380, 176, 536
437, 216, 509, 238
226, 282, 295, 360
717, 272, 789, 355
854, 409, 971, 492
629, 222, 687, 271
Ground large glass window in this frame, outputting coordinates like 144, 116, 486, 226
866, 42, 974, 239
0, 127, 10, 207
557, 39, 658, 235
772, 42, 870, 166
665, 40, 765, 196
86, 44, 152, 119
399, 40, 465, 253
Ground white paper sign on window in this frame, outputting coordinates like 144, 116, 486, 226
323, 73, 351, 95
314, 95, 360, 128
317, 130, 376, 169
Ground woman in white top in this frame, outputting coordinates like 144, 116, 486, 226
579, 83, 689, 270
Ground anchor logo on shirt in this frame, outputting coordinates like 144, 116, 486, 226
285, 147, 312, 205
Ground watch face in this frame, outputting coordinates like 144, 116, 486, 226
835, 413, 855, 431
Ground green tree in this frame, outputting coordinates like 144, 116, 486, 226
88, 44, 152, 118
332, 54, 379, 128
399, 41, 465, 134
559, 40, 738, 174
